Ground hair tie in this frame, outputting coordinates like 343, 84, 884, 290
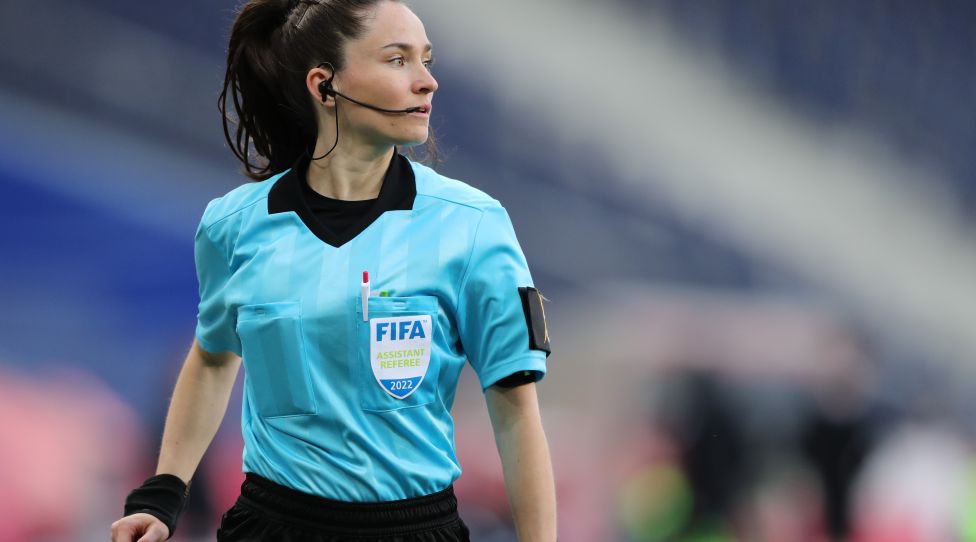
289, 0, 319, 29
288, 0, 320, 11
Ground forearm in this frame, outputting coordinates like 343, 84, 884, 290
488, 384, 557, 542
156, 340, 241, 483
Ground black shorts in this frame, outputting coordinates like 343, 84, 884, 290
216, 473, 471, 542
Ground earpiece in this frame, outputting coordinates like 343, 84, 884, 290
317, 61, 337, 103
318, 78, 335, 103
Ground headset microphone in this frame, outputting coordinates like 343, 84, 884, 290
316, 64, 423, 114
311, 62, 425, 161
321, 83, 423, 114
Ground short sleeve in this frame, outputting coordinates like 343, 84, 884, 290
457, 205, 550, 391
193, 213, 241, 356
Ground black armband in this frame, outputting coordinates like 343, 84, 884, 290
123, 474, 190, 540
518, 286, 551, 357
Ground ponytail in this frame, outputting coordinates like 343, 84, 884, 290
219, 0, 313, 181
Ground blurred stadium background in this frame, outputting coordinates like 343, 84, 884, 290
2, 0, 975, 540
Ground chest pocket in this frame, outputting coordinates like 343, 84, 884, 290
237, 301, 317, 418
357, 296, 440, 412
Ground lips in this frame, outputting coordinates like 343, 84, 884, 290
413, 104, 432, 114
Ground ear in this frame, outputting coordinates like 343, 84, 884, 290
306, 63, 336, 107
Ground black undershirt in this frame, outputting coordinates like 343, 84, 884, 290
270, 150, 414, 247
300, 173, 380, 240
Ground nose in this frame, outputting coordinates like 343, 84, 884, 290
414, 67, 438, 95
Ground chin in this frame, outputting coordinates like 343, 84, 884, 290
392, 131, 430, 148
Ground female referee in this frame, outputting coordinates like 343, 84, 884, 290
110, 0, 556, 541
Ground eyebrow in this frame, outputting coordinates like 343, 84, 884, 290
380, 42, 433, 52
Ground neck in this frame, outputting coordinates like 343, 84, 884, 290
306, 143, 394, 201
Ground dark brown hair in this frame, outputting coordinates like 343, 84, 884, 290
219, 0, 437, 181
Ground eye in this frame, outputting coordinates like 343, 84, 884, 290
390, 56, 405, 67
423, 57, 435, 70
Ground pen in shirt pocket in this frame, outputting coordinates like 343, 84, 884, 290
361, 271, 393, 320
361, 271, 370, 321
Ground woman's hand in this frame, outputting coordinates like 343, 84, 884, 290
112, 339, 239, 542
110, 513, 169, 542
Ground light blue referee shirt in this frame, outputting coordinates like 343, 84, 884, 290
193, 151, 549, 502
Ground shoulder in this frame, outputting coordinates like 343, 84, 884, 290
199, 173, 283, 230
409, 160, 504, 213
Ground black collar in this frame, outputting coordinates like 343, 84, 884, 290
268, 150, 417, 248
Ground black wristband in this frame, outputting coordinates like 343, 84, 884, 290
123, 474, 190, 540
